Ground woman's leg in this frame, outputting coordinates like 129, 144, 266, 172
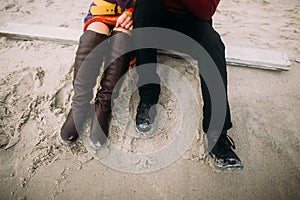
60, 22, 110, 144
90, 28, 132, 147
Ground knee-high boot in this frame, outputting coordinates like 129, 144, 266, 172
90, 31, 131, 147
60, 30, 109, 144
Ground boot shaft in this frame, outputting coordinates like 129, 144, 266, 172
96, 30, 132, 103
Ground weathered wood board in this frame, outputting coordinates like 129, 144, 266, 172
0, 23, 291, 71
0, 23, 82, 44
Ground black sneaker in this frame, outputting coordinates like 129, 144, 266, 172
135, 102, 157, 135
210, 134, 244, 171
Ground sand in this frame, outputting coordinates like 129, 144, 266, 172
0, 0, 300, 199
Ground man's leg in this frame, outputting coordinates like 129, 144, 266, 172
133, 0, 161, 134
191, 22, 243, 170
164, 14, 243, 170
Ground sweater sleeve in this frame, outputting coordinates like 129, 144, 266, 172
116, 0, 132, 10
179, 0, 220, 21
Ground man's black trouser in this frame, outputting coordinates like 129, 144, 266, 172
133, 0, 232, 133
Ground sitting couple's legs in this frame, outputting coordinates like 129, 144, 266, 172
60, 22, 131, 148
133, 0, 243, 170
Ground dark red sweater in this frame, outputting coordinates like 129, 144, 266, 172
163, 0, 220, 21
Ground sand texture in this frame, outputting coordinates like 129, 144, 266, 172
0, 0, 300, 199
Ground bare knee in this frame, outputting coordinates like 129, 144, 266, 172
86, 22, 110, 36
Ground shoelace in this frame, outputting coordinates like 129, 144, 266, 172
225, 135, 236, 150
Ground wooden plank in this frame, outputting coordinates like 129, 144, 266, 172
0, 23, 291, 70
0, 23, 82, 45
158, 47, 291, 71
225, 46, 290, 71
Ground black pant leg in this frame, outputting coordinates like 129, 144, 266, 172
163, 14, 232, 133
133, 0, 161, 104
188, 20, 232, 133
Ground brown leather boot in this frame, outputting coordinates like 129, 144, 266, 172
90, 31, 132, 148
60, 30, 109, 145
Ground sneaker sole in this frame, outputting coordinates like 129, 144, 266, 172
209, 154, 244, 172
214, 162, 244, 171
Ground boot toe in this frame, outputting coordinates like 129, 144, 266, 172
60, 126, 79, 145
135, 120, 153, 134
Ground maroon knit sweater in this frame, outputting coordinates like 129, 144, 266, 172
163, 0, 220, 21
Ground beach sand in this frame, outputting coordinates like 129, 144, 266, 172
0, 0, 299, 199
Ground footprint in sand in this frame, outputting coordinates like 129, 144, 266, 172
3, 71, 35, 149
14, 72, 34, 100
50, 81, 72, 113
